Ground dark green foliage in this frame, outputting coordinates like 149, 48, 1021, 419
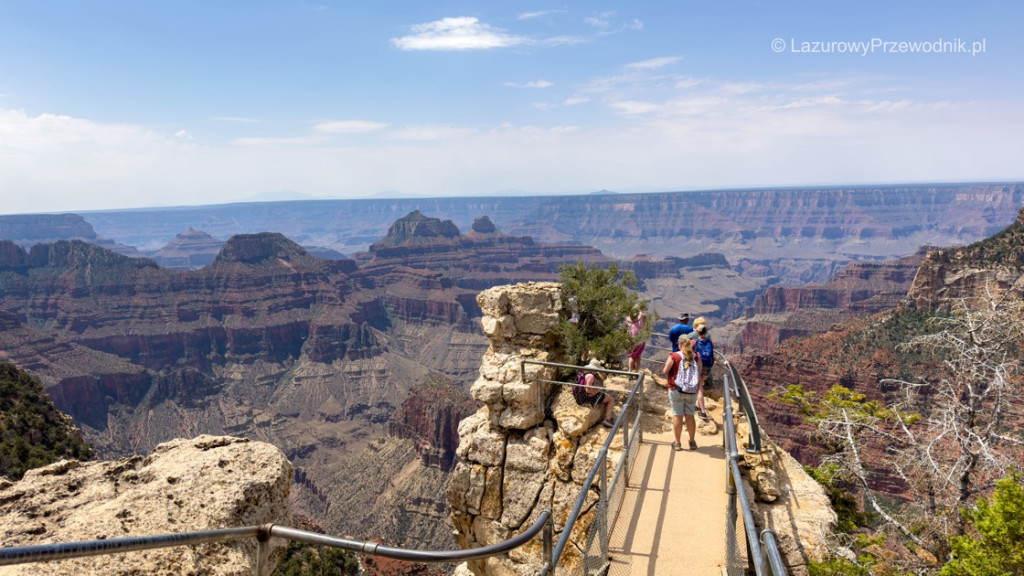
0, 362, 93, 480
839, 308, 947, 374
556, 262, 648, 366
805, 463, 875, 533
940, 474, 1024, 576
271, 540, 361, 576
955, 206, 1024, 271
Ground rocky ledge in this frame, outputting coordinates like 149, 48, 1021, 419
0, 435, 293, 576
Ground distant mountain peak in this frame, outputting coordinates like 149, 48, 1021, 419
213, 232, 312, 265
470, 215, 498, 235
373, 211, 461, 248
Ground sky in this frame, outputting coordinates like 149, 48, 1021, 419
1, 1, 1022, 215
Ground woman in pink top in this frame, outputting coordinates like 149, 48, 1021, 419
625, 307, 647, 372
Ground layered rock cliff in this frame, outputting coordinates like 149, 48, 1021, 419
69, 184, 1021, 265
734, 249, 928, 352
906, 206, 1024, 309
737, 206, 1024, 499
0, 435, 293, 576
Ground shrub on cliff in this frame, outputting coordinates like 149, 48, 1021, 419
272, 540, 360, 576
941, 473, 1024, 576
556, 262, 652, 366
0, 362, 93, 480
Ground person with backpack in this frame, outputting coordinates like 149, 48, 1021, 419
689, 317, 715, 422
662, 339, 701, 450
572, 358, 616, 428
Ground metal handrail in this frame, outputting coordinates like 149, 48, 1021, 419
0, 512, 554, 574
720, 352, 787, 576
0, 526, 260, 567
723, 353, 764, 453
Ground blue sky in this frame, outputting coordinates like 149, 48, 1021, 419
1, 1, 1022, 214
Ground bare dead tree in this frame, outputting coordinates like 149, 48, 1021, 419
796, 285, 1024, 565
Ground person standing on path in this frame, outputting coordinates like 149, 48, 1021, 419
668, 313, 693, 353
688, 317, 714, 421
625, 306, 648, 372
662, 339, 701, 450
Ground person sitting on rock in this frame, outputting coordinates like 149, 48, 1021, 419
688, 316, 714, 422
572, 358, 616, 428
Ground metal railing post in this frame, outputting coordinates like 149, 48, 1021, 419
542, 516, 553, 570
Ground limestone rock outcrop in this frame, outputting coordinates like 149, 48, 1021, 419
448, 282, 624, 576
0, 435, 293, 576
736, 439, 837, 576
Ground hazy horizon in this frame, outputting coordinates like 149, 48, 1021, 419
2, 1, 1022, 215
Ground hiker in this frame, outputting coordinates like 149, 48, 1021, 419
625, 306, 648, 372
663, 339, 701, 450
689, 316, 714, 421
573, 358, 616, 428
668, 313, 693, 352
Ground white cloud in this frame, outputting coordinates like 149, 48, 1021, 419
234, 135, 328, 146
314, 120, 388, 134
505, 80, 554, 88
585, 13, 612, 31
625, 56, 681, 70
1, 68, 1021, 217
518, 10, 554, 20
389, 125, 477, 141
392, 17, 527, 51
611, 100, 660, 115
175, 130, 193, 140
585, 12, 643, 35
213, 116, 261, 123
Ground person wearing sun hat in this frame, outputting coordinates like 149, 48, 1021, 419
572, 357, 616, 428
688, 317, 714, 422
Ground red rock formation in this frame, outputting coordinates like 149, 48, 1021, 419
736, 249, 928, 352
389, 374, 477, 471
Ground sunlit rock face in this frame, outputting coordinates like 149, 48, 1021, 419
0, 435, 293, 576
448, 282, 622, 576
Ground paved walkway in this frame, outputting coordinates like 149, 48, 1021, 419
609, 409, 729, 575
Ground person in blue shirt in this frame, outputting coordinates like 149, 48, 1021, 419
668, 313, 693, 352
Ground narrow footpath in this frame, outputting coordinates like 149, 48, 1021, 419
609, 406, 729, 575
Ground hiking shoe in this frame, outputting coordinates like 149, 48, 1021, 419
698, 410, 711, 422
671, 442, 682, 451
689, 440, 698, 450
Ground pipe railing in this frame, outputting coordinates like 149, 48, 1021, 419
0, 512, 554, 575
720, 352, 787, 576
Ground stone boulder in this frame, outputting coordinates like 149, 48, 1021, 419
737, 433, 837, 576
0, 435, 293, 576
451, 282, 626, 576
